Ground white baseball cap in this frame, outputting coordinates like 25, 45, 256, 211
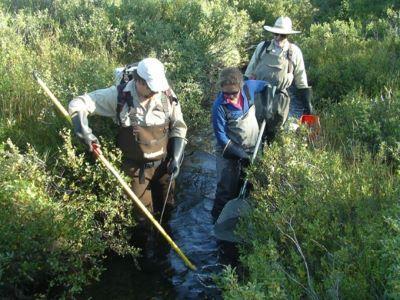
137, 58, 169, 92
263, 16, 301, 35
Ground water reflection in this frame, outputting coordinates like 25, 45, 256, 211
169, 151, 222, 299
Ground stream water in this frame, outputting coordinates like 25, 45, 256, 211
82, 150, 223, 299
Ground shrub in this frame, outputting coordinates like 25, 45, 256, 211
301, 14, 400, 103
111, 0, 252, 134
0, 133, 138, 298
0, 8, 115, 153
0, 142, 95, 297
218, 132, 400, 298
312, 0, 400, 23
322, 88, 400, 168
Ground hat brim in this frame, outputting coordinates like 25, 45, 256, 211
263, 25, 301, 35
146, 78, 169, 92
137, 68, 170, 92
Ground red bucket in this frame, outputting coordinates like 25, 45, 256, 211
300, 114, 319, 126
299, 114, 321, 140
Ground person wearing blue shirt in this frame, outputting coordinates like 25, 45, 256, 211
211, 67, 266, 222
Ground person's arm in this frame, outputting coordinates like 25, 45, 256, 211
168, 100, 187, 139
212, 97, 250, 161
68, 86, 118, 151
292, 46, 314, 114
212, 99, 229, 148
68, 86, 118, 117
293, 46, 308, 89
167, 99, 188, 179
244, 42, 264, 79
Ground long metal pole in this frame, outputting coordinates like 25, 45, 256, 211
33, 71, 196, 271
159, 175, 173, 225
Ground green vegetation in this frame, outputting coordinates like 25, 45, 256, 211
220, 132, 400, 298
0, 135, 137, 298
0, 0, 399, 298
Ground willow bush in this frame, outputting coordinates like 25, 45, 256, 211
0, 138, 133, 298
321, 89, 400, 168
1, 0, 400, 298
0, 0, 253, 296
218, 132, 400, 299
301, 13, 400, 102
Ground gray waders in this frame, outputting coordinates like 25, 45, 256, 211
254, 43, 294, 142
211, 98, 259, 222
214, 85, 276, 243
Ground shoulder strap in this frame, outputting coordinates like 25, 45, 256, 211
161, 88, 178, 121
243, 84, 253, 105
116, 82, 134, 126
256, 40, 271, 65
221, 103, 232, 120
287, 43, 294, 74
160, 93, 170, 121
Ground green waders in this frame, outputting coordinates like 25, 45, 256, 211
253, 44, 294, 140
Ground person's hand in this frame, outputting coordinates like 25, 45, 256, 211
239, 157, 250, 168
167, 158, 180, 179
166, 137, 186, 180
222, 141, 250, 161
79, 133, 99, 151
297, 87, 314, 115
91, 142, 102, 159
80, 133, 101, 159
71, 111, 100, 155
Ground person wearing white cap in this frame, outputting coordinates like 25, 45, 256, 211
245, 16, 313, 136
68, 57, 187, 257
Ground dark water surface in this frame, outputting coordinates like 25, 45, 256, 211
81, 254, 176, 299
169, 151, 221, 299
82, 151, 221, 299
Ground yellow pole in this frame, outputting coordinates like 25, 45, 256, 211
33, 71, 196, 271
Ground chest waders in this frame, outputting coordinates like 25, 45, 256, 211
33, 71, 196, 270
116, 84, 171, 183
214, 114, 271, 242
254, 42, 294, 139
212, 86, 259, 221
117, 84, 179, 262
222, 86, 259, 154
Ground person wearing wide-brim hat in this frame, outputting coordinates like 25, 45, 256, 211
245, 16, 313, 138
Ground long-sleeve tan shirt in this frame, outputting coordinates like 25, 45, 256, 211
245, 39, 308, 89
68, 80, 187, 139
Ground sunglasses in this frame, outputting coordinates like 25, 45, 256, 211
274, 33, 287, 38
223, 91, 240, 97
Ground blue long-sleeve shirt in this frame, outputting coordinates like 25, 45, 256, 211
212, 80, 266, 147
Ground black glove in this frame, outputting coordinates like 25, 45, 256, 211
222, 141, 250, 163
71, 111, 99, 152
167, 137, 186, 179
297, 87, 314, 115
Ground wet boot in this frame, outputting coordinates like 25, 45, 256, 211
218, 240, 239, 268
145, 228, 156, 261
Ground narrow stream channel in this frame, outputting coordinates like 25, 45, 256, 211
82, 150, 222, 299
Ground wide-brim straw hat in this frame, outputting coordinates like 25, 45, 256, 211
263, 16, 301, 35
